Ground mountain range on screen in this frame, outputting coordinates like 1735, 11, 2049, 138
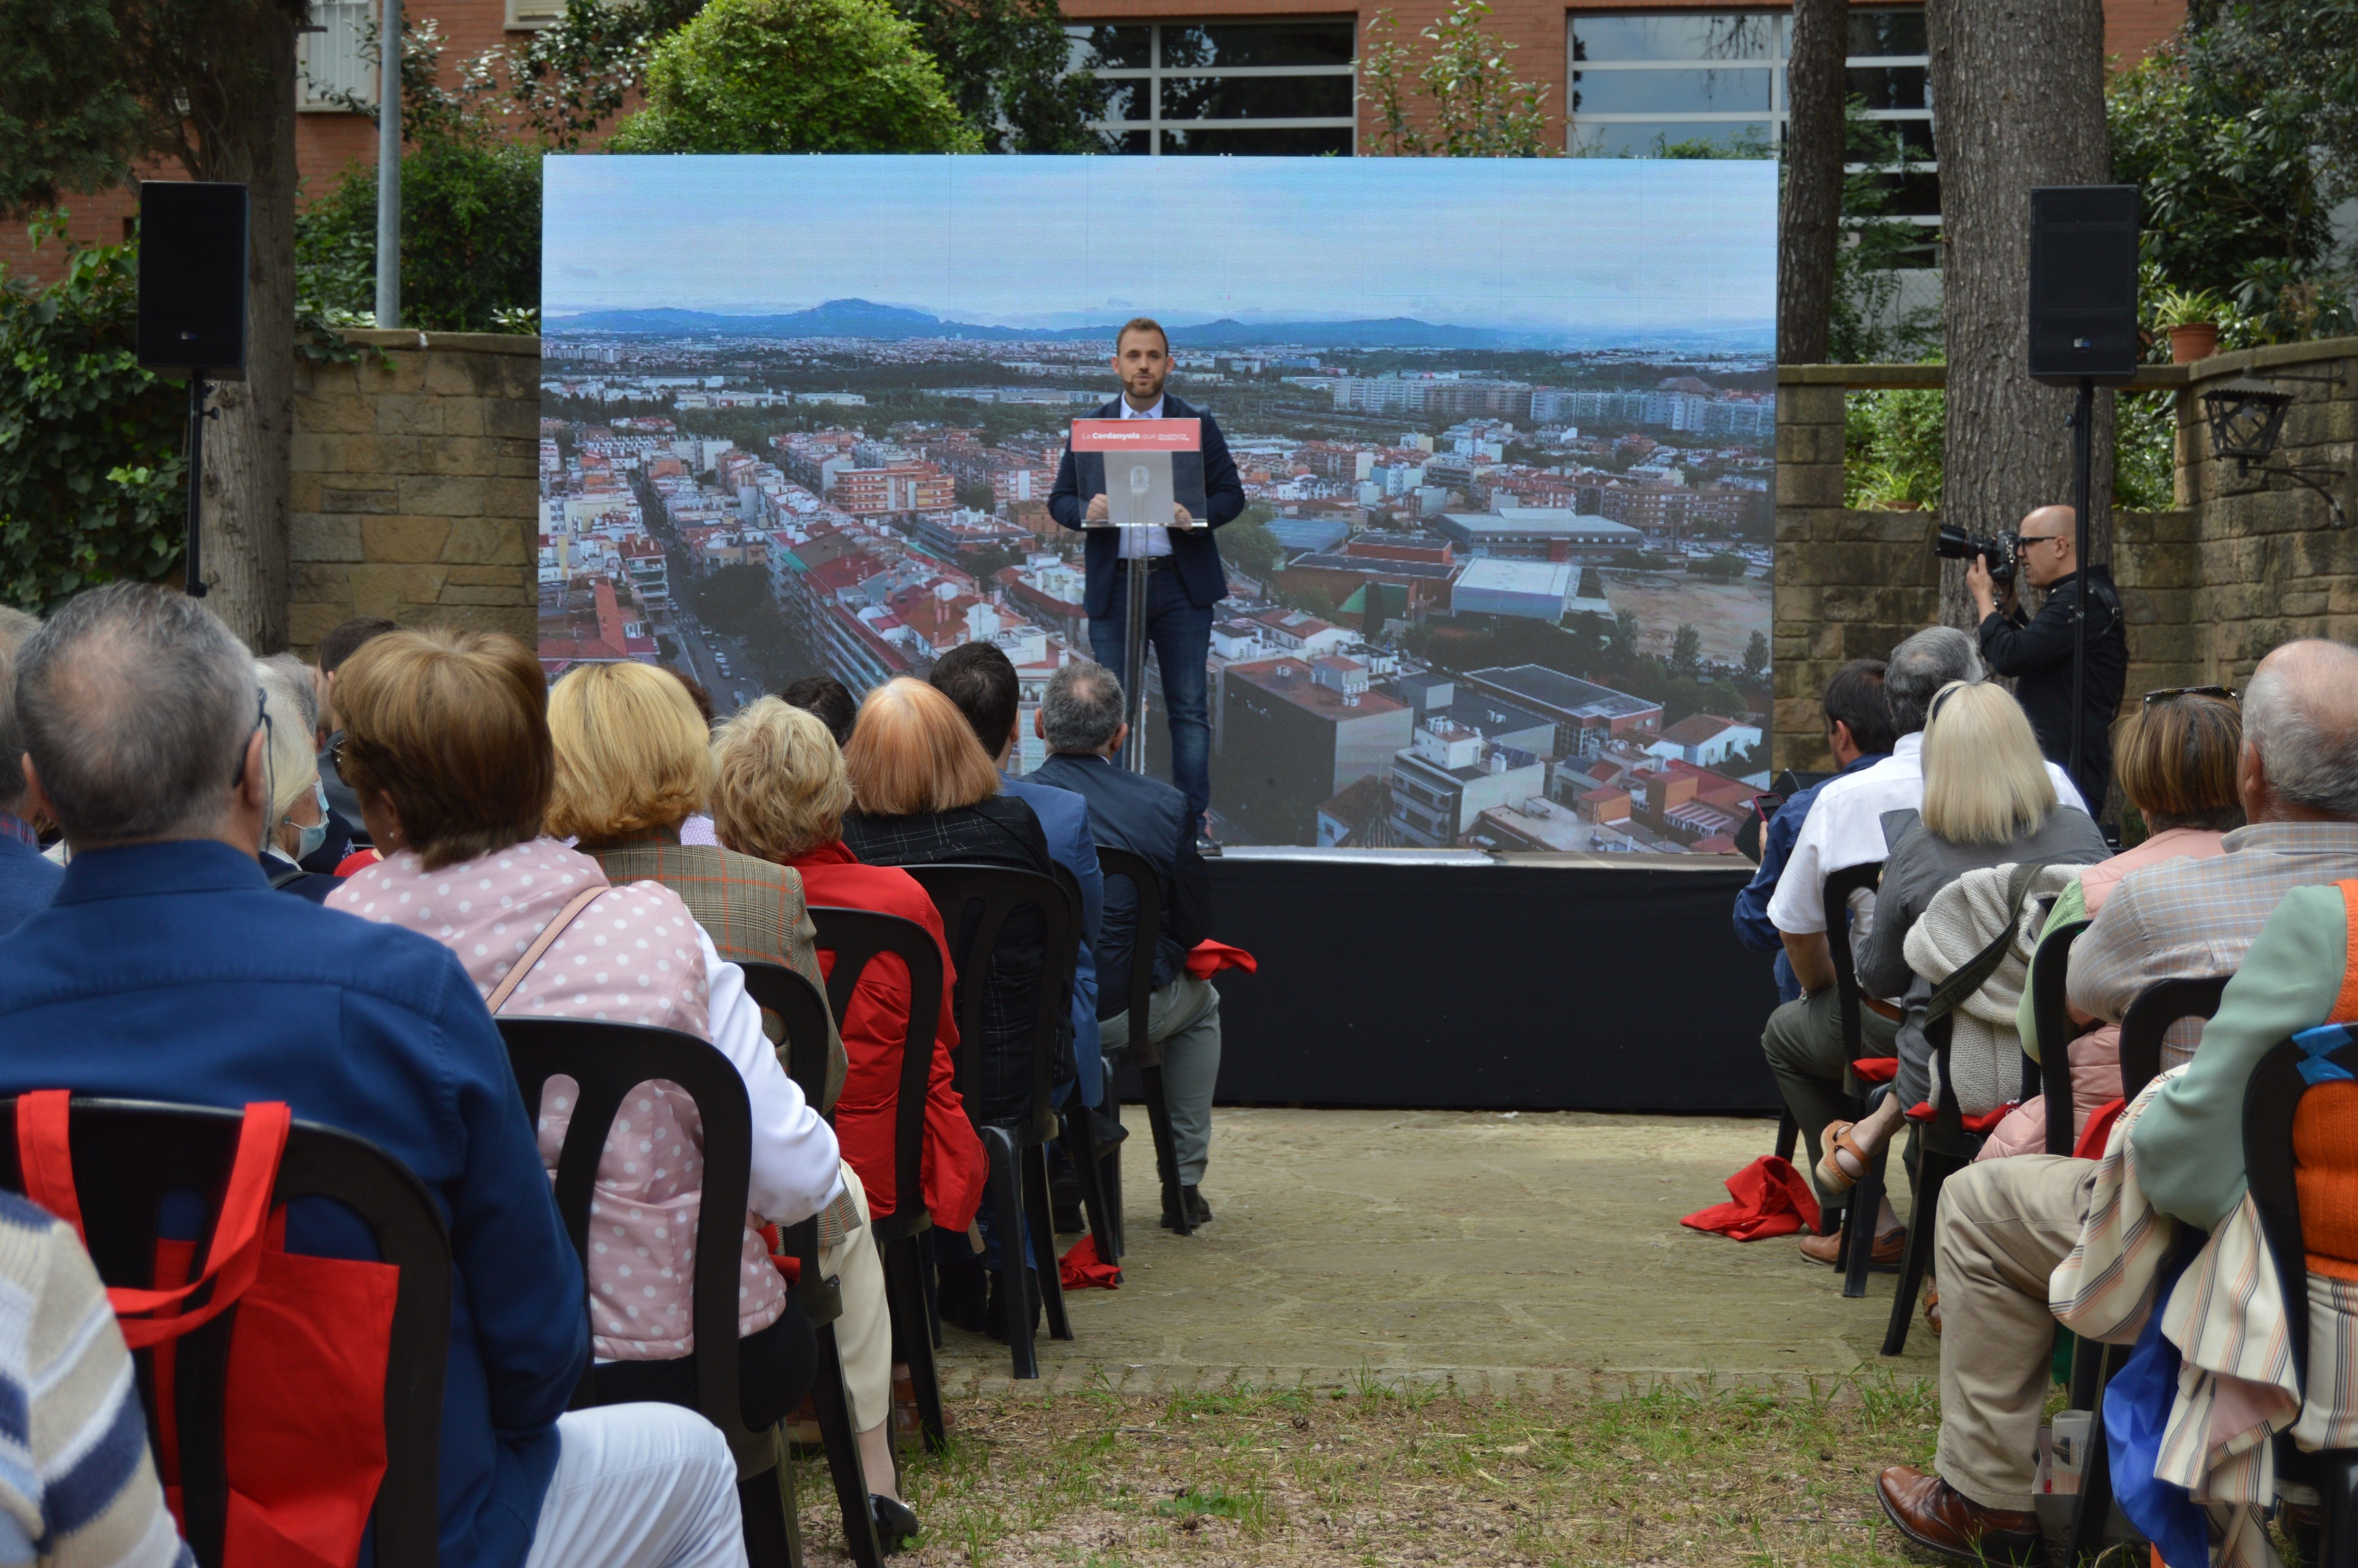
540, 298, 1771, 352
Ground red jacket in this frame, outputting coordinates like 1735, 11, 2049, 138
787, 840, 988, 1234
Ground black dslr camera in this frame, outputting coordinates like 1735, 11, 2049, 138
1934, 523, 2020, 585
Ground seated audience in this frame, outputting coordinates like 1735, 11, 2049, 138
253, 659, 339, 903
0, 614, 62, 934
928, 641, 1105, 1110
1817, 680, 2109, 1190
1764, 626, 2085, 1265
262, 650, 352, 870
544, 662, 915, 1542
326, 630, 843, 1449
837, 679, 1058, 1130
1733, 659, 1896, 1003
1029, 662, 1222, 1231
310, 614, 397, 851
661, 671, 723, 847
1981, 688, 2241, 1159
0, 1190, 191, 1566
781, 674, 858, 748
1873, 638, 2358, 1565
0, 584, 743, 1568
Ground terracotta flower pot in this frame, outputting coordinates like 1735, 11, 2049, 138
2168, 322, 2221, 364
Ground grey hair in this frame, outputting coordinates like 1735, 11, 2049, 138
2245, 640, 2358, 819
17, 584, 257, 846
1042, 659, 1124, 754
260, 651, 319, 738
1885, 626, 1986, 735
254, 660, 322, 826
0, 606, 34, 810
0, 606, 38, 653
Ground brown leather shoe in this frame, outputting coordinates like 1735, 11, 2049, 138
1799, 1224, 1904, 1268
1875, 1466, 2042, 1565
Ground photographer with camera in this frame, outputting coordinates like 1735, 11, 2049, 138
1955, 504, 2126, 813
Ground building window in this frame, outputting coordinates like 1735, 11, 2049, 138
298, 0, 378, 111
1069, 19, 1357, 155
1566, 8, 1936, 259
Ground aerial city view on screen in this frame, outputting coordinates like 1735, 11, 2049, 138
538, 155, 1777, 851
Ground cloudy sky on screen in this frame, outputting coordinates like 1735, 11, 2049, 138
542, 154, 1774, 335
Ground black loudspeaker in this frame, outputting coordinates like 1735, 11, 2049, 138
136, 182, 249, 379
2028, 185, 2141, 387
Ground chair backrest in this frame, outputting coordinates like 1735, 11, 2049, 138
2243, 1026, 2358, 1394
738, 961, 836, 1110
2030, 915, 2093, 1155
903, 863, 1079, 1142
494, 1019, 756, 1450
2119, 976, 2230, 1102
804, 907, 941, 1241
1823, 859, 1885, 1062
0, 1098, 451, 1568
1093, 845, 1163, 1058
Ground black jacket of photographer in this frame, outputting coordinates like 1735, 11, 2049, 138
1976, 566, 2126, 808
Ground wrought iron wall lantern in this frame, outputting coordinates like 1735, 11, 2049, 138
2199, 368, 2350, 528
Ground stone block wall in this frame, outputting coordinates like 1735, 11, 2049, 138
288, 329, 540, 657
1772, 340, 2358, 773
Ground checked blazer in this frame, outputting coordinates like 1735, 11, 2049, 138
586, 830, 847, 1113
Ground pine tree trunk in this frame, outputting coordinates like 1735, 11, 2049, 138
1777, 0, 1847, 365
191, 12, 298, 652
1925, 0, 2111, 629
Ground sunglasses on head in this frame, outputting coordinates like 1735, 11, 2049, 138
2143, 685, 2238, 708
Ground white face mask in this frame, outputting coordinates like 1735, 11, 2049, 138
285, 779, 331, 863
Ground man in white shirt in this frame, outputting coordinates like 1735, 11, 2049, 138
1762, 627, 2088, 1262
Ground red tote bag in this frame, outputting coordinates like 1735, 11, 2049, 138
16, 1092, 404, 1568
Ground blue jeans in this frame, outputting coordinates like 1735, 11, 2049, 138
1088, 565, 1213, 828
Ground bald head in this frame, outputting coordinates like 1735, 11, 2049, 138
2243, 640, 2358, 821
16, 584, 258, 847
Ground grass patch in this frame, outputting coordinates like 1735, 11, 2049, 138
787, 1371, 1942, 1565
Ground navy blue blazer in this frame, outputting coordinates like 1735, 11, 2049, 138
1046, 392, 1247, 618
0, 840, 589, 1568
1026, 752, 1214, 1013
0, 830, 62, 937
999, 773, 1105, 1104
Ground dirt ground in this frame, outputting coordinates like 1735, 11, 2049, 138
1597, 571, 1774, 666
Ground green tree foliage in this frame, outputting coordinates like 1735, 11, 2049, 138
1222, 514, 1286, 579
698, 563, 785, 638
1827, 105, 1942, 363
1743, 631, 1769, 680
893, 0, 1104, 152
0, 218, 185, 612
608, 0, 981, 153
298, 139, 542, 333
1359, 0, 1553, 158
498, 0, 709, 148
1843, 384, 1945, 510
1688, 551, 1748, 583
1668, 623, 1703, 678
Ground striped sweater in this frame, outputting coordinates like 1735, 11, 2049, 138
0, 1191, 189, 1568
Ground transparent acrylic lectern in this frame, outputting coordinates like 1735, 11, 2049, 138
1069, 416, 1211, 777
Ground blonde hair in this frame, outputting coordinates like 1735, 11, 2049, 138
842, 678, 1002, 817
710, 697, 853, 862
2112, 692, 2243, 832
253, 660, 321, 827
1919, 680, 2059, 844
545, 661, 714, 842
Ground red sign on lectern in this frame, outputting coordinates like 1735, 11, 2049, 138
1069, 418, 1201, 452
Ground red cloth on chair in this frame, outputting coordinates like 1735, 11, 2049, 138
1058, 1236, 1121, 1289
1679, 1155, 1824, 1242
2074, 1097, 2128, 1161
1905, 1100, 2016, 1136
1186, 939, 1257, 980
332, 847, 382, 877
1852, 1057, 1898, 1084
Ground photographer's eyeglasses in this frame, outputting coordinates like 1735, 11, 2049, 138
2143, 685, 2238, 708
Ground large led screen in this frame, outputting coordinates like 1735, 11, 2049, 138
539, 154, 1776, 852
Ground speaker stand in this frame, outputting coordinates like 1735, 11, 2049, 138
2066, 375, 2093, 793
184, 372, 212, 598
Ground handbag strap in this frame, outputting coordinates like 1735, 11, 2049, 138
1925, 860, 2051, 1023
485, 886, 607, 1014
17, 1092, 291, 1350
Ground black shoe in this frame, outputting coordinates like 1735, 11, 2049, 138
870, 1494, 919, 1554
1050, 1168, 1084, 1235
1089, 1107, 1130, 1146
1195, 835, 1224, 858
1183, 1185, 1212, 1225
935, 1257, 988, 1334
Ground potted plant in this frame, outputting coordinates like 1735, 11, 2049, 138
2150, 286, 2228, 363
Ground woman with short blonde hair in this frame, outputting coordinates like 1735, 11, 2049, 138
1919, 680, 2059, 845
710, 697, 855, 863
545, 661, 715, 841
840, 679, 1002, 817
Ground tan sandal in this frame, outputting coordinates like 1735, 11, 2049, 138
1924, 1280, 1942, 1335
1816, 1119, 1879, 1195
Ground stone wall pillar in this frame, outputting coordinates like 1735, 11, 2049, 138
288, 330, 540, 657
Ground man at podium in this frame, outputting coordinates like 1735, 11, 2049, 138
1048, 317, 1244, 848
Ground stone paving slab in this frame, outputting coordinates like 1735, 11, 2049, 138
937, 1108, 1938, 1395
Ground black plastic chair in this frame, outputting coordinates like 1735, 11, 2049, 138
2245, 1025, 2358, 1568
498, 1018, 801, 1568
0, 1098, 451, 1568
2029, 917, 2093, 1157
902, 863, 1080, 1380
2056, 974, 2228, 1565
741, 961, 886, 1568
1877, 1015, 1986, 1356
1094, 844, 1192, 1241
1047, 861, 1123, 1264
806, 905, 950, 1455
1815, 859, 1893, 1296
